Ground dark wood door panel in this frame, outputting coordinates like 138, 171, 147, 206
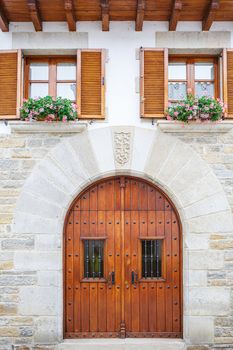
64, 176, 182, 339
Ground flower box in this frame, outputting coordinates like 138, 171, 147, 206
20, 96, 78, 122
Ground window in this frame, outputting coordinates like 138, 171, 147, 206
24, 57, 76, 101
168, 57, 219, 102
84, 240, 104, 279
141, 239, 162, 278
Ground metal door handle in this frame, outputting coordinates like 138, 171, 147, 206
108, 271, 115, 285
131, 271, 138, 285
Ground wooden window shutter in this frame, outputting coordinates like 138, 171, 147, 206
140, 48, 168, 118
0, 50, 22, 120
77, 49, 105, 119
222, 49, 233, 118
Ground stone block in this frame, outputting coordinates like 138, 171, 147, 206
13, 211, 59, 234
0, 159, 20, 171
1, 237, 34, 250
0, 274, 37, 286
0, 326, 20, 336
0, 303, 17, 315
132, 127, 156, 173
0, 138, 25, 148
14, 252, 60, 271
184, 234, 209, 250
37, 271, 60, 287
34, 316, 58, 343
188, 210, 233, 233
189, 250, 224, 270
19, 287, 57, 316
145, 132, 177, 178
11, 149, 32, 158
187, 316, 214, 343
88, 127, 115, 173
184, 192, 230, 219
15, 192, 61, 220
184, 270, 207, 287
35, 235, 60, 251
189, 287, 230, 316
0, 214, 13, 224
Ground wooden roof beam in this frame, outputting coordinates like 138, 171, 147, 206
27, 0, 42, 31
202, 0, 219, 31
169, 0, 182, 31
64, 0, 76, 32
135, 0, 145, 31
101, 0, 109, 31
0, 3, 9, 32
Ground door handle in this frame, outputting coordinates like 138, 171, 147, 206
108, 271, 115, 285
131, 270, 138, 285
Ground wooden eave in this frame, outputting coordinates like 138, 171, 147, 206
0, 0, 232, 32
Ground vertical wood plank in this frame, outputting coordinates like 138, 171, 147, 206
81, 283, 90, 332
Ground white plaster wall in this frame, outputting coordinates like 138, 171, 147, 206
0, 21, 233, 134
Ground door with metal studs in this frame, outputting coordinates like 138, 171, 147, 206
64, 176, 182, 338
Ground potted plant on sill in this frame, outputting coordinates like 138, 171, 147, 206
166, 94, 226, 123
20, 96, 78, 122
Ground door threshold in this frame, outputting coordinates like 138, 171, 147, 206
59, 338, 186, 350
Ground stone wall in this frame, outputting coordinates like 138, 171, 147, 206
0, 123, 232, 350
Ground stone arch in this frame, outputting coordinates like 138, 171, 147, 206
12, 125, 233, 345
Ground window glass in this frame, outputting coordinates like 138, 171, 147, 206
57, 83, 76, 100
30, 63, 49, 80
168, 82, 187, 101
30, 83, 49, 98
195, 82, 214, 98
84, 240, 104, 278
195, 63, 214, 80
142, 240, 162, 278
57, 63, 76, 80
168, 63, 186, 80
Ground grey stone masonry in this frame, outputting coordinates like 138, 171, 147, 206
0, 122, 233, 350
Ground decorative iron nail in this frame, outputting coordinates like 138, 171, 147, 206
167, 286, 170, 289
68, 286, 71, 290
68, 318, 71, 321
76, 222, 79, 224
109, 221, 112, 224
174, 285, 177, 289
68, 302, 72, 305
174, 253, 177, 256
173, 221, 176, 223
68, 269, 71, 273
100, 222, 103, 224
68, 254, 72, 257
167, 221, 170, 224
68, 237, 71, 241
159, 286, 162, 289
159, 221, 162, 224
167, 254, 170, 257
174, 268, 177, 272
83, 196, 86, 199
69, 222, 72, 224
151, 221, 154, 224
92, 222, 95, 224
75, 253, 79, 257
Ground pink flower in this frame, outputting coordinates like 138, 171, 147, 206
174, 111, 178, 117
39, 108, 44, 113
187, 88, 192, 94
62, 115, 68, 122
23, 98, 28, 103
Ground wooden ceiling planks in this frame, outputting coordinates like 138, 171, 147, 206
0, 0, 233, 32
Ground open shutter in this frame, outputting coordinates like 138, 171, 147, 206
0, 50, 22, 120
222, 49, 233, 118
140, 48, 168, 118
77, 49, 105, 119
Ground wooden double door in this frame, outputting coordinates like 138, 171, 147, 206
64, 176, 182, 338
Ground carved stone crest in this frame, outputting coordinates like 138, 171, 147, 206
114, 132, 131, 166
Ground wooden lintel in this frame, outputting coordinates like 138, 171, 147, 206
27, 0, 42, 31
0, 4, 9, 32
64, 0, 76, 32
135, 0, 145, 31
169, 0, 182, 31
101, 0, 109, 32
202, 0, 219, 31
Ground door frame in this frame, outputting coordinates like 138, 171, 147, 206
63, 175, 183, 339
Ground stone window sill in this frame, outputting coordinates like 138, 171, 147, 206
157, 120, 233, 133
9, 121, 88, 134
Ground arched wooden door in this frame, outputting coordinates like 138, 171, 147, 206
64, 176, 182, 339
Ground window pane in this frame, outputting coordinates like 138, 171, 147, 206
30, 83, 48, 98
142, 240, 162, 278
57, 83, 76, 100
30, 63, 49, 80
168, 63, 186, 80
57, 62, 76, 80
195, 63, 214, 80
195, 82, 214, 98
84, 240, 104, 278
169, 82, 187, 100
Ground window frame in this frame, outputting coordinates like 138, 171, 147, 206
168, 55, 220, 102
24, 55, 77, 101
